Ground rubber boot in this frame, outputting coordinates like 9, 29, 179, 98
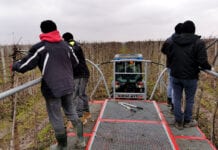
74, 121, 86, 148
167, 97, 172, 107
170, 103, 174, 114
50, 132, 67, 150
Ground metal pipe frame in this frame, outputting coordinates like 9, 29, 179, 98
149, 68, 218, 100
86, 59, 111, 99
0, 78, 41, 100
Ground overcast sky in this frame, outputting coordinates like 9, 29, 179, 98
0, 0, 218, 44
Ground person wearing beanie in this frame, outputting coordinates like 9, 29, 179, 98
161, 23, 183, 113
181, 20, 195, 34
62, 32, 91, 129
168, 20, 212, 130
12, 20, 86, 149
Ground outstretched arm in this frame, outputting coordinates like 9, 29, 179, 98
12, 45, 43, 73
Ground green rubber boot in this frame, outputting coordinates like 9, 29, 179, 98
75, 121, 86, 148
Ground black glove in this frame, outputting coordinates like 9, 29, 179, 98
12, 61, 21, 72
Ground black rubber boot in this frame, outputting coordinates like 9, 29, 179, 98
167, 97, 172, 107
50, 132, 67, 150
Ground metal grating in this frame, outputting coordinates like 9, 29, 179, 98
171, 126, 203, 137
176, 139, 214, 150
102, 101, 160, 121
158, 103, 204, 137
90, 122, 173, 150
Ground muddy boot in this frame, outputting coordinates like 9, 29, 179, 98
66, 120, 74, 132
74, 121, 86, 148
83, 111, 91, 119
50, 133, 67, 150
80, 116, 88, 125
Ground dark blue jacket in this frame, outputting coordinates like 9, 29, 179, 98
161, 33, 177, 68
13, 40, 78, 98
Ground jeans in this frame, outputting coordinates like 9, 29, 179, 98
45, 93, 79, 135
172, 77, 198, 123
73, 78, 90, 117
167, 68, 174, 103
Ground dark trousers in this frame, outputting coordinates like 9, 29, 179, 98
73, 78, 90, 117
45, 93, 79, 135
172, 77, 198, 123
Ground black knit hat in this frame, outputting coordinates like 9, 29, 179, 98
62, 32, 74, 42
40, 20, 57, 33
174, 23, 183, 34
182, 20, 195, 34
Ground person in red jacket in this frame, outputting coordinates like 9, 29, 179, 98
12, 20, 85, 149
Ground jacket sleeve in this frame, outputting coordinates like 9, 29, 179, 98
12, 46, 41, 73
161, 38, 172, 55
196, 40, 212, 70
161, 41, 170, 55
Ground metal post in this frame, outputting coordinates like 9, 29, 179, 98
113, 61, 115, 99
144, 62, 148, 99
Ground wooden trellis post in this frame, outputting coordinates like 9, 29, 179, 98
1, 47, 7, 83
9, 45, 19, 150
210, 100, 218, 143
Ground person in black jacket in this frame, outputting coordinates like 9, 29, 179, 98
12, 20, 85, 149
161, 23, 183, 112
62, 32, 91, 129
169, 20, 211, 130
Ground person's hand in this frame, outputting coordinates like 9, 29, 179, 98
11, 61, 20, 72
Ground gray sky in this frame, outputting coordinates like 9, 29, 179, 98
0, 0, 218, 44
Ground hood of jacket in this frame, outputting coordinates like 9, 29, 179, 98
39, 30, 62, 42
172, 33, 201, 46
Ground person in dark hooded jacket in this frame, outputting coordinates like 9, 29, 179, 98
169, 20, 211, 130
161, 23, 183, 112
12, 20, 86, 149
62, 32, 91, 129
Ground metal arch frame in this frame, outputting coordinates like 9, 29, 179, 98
149, 68, 168, 100
85, 59, 111, 100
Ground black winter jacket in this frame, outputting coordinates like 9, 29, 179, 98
68, 40, 90, 78
13, 37, 78, 98
169, 33, 211, 79
161, 33, 177, 67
